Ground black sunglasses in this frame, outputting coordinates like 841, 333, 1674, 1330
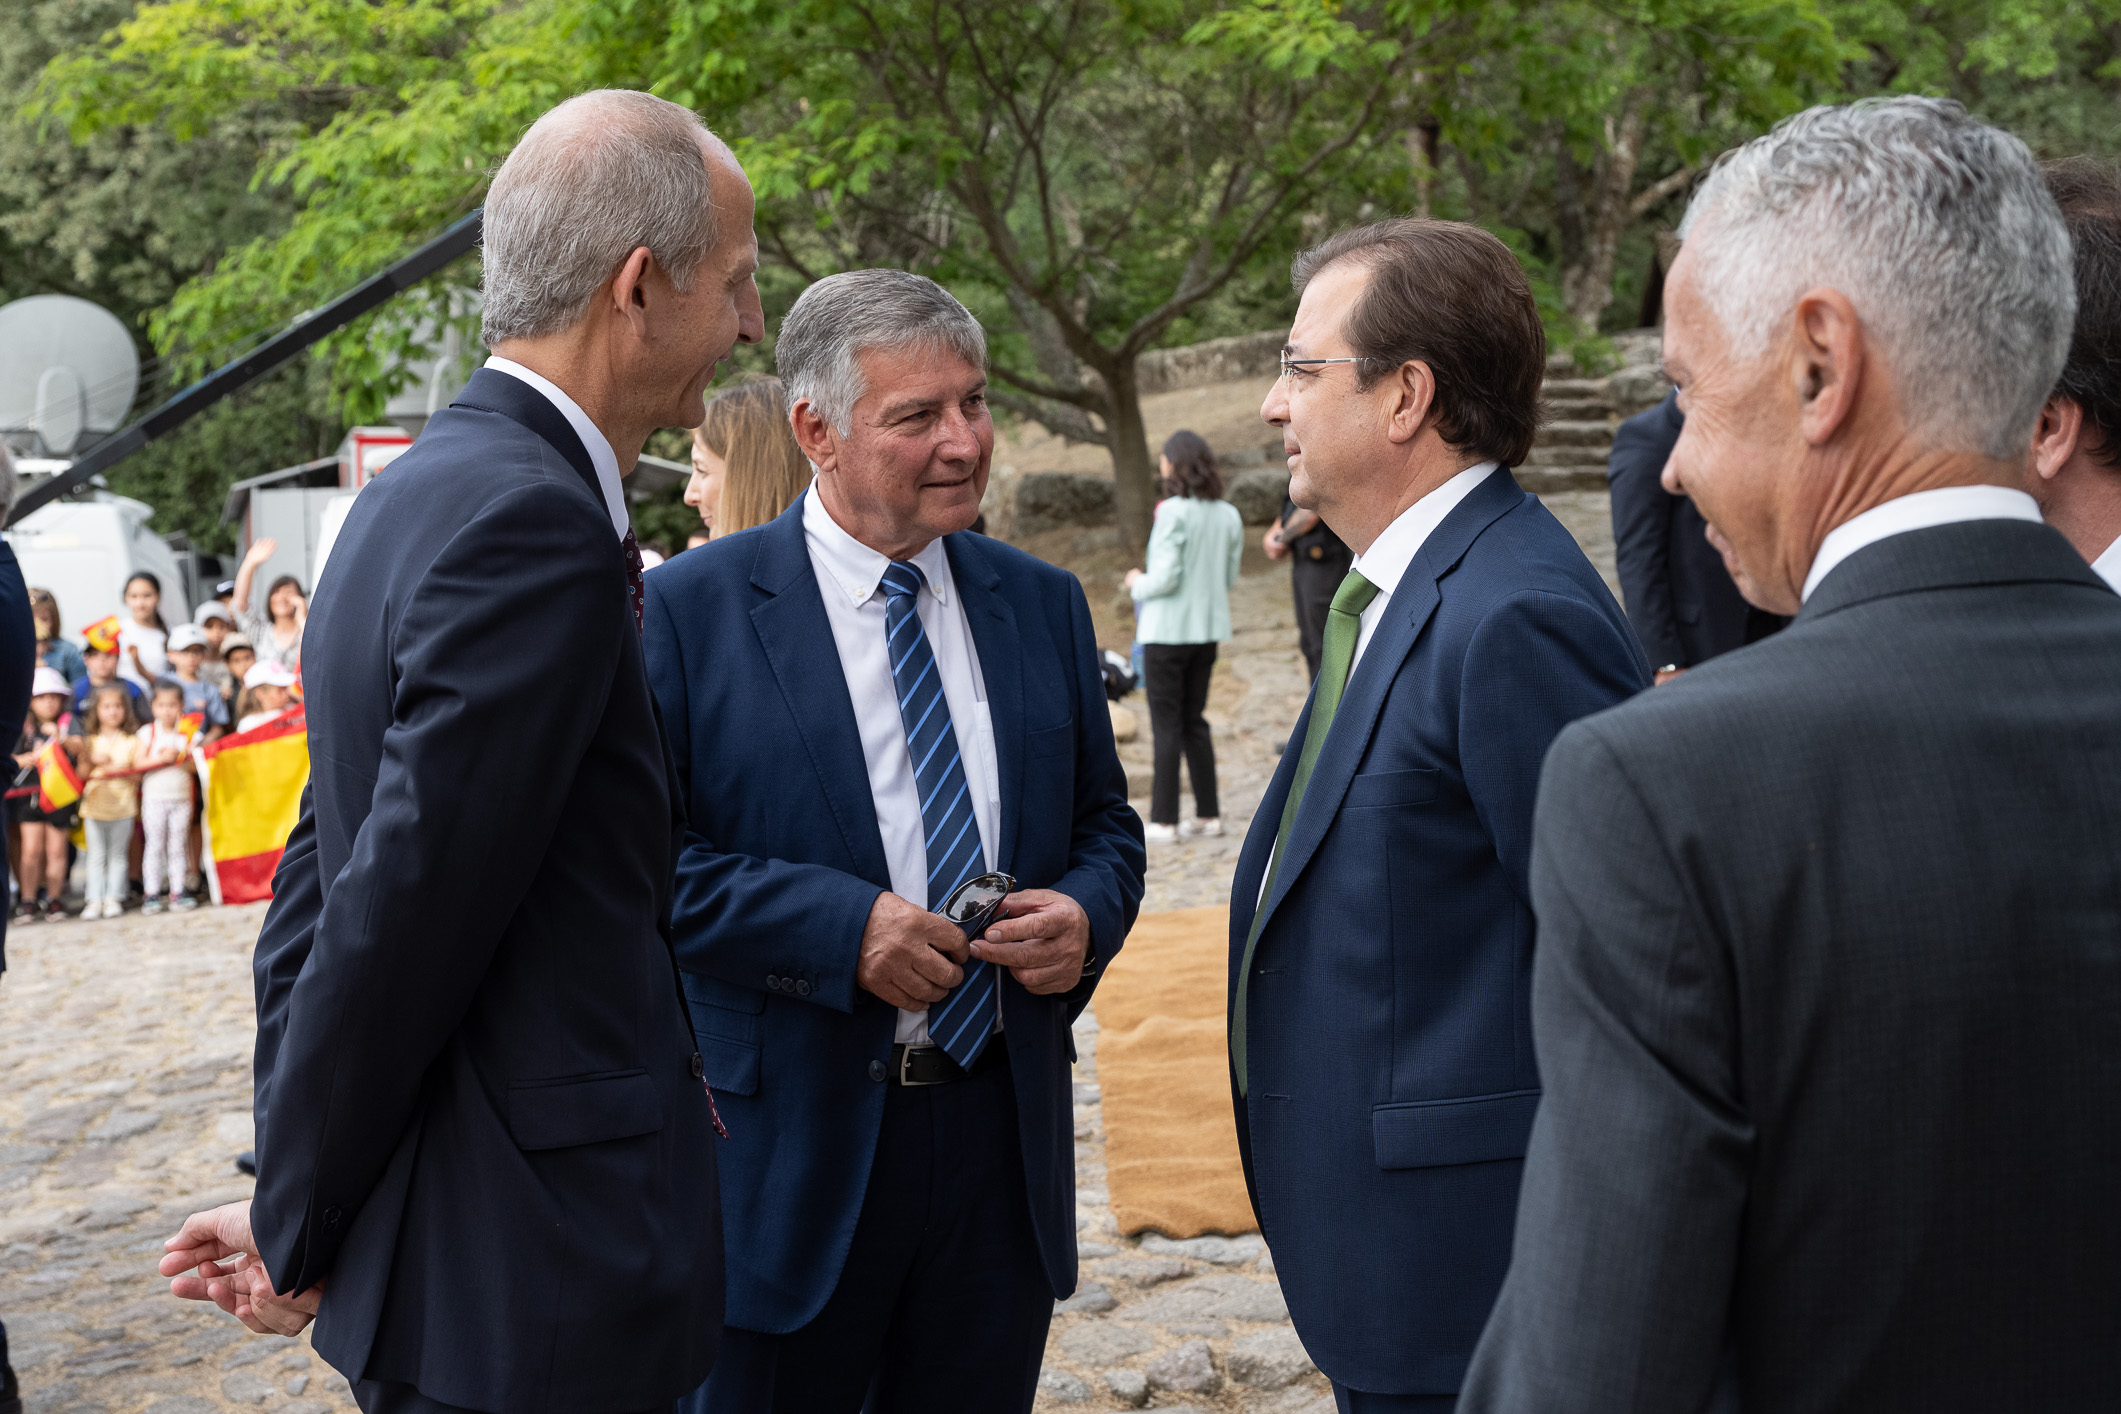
937, 871, 1015, 938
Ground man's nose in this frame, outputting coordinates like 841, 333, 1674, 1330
1659, 452, 1685, 496
937, 406, 982, 461
1261, 379, 1289, 427
737, 279, 765, 344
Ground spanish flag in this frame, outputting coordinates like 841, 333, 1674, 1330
177, 710, 205, 742
198, 709, 309, 904
80, 615, 122, 654
35, 740, 82, 814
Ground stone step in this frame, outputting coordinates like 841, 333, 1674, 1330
1517, 465, 1610, 494
1542, 397, 1612, 419
1524, 442, 1612, 468
1539, 377, 1611, 399
1535, 419, 1617, 448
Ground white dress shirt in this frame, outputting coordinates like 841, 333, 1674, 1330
1346, 461, 1499, 676
803, 485, 1003, 1046
2092, 534, 2121, 592
483, 355, 630, 540
1801, 485, 2043, 602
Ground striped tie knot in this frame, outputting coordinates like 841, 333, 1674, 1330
881, 561, 926, 602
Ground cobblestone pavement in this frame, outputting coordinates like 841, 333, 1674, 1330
0, 489, 1617, 1413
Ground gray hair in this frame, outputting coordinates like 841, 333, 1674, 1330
775, 269, 987, 434
482, 90, 721, 345
1679, 96, 2073, 460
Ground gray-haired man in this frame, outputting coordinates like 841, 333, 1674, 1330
156, 90, 762, 1413
1462, 97, 2121, 1412
643, 267, 1144, 1413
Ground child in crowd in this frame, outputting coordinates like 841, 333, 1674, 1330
137, 684, 198, 915
221, 636, 256, 717
236, 661, 296, 734
165, 627, 230, 741
80, 685, 142, 920
28, 589, 85, 685
70, 643, 142, 731
118, 571, 172, 691
10, 667, 77, 922
192, 604, 236, 698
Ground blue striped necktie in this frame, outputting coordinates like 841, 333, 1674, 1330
880, 561, 996, 1069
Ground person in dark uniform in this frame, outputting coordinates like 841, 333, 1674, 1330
1608, 390, 1785, 681
1263, 495, 1352, 679
0, 443, 41, 1414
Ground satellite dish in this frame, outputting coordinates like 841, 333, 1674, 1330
0, 295, 140, 458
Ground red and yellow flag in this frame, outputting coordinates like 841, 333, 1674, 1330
199, 709, 308, 904
36, 740, 82, 814
80, 615, 122, 654
176, 710, 205, 742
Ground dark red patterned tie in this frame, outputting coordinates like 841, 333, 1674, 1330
621, 528, 645, 633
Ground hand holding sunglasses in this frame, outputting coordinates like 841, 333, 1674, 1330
966, 884, 1096, 996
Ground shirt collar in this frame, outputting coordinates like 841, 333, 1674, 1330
1801, 484, 2043, 602
802, 483, 953, 608
1348, 461, 1498, 598
483, 355, 630, 540
2090, 533, 2121, 593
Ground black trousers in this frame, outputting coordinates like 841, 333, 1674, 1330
1142, 642, 1219, 825
1292, 547, 1352, 681
353, 1379, 664, 1414
1334, 1386, 1458, 1412
680, 1056, 1051, 1414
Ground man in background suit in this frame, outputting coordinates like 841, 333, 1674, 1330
0, 443, 37, 1414
1463, 98, 2121, 1412
1228, 219, 1647, 1414
156, 90, 764, 1412
1607, 389, 1785, 678
1263, 495, 1352, 678
644, 269, 1144, 1413
2029, 157, 2121, 589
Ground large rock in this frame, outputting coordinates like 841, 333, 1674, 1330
1015, 472, 1113, 534
1059, 1320, 1153, 1365
1103, 1367, 1149, 1407
1225, 466, 1291, 525
1146, 1340, 1221, 1395
1227, 1328, 1316, 1388
1123, 1272, 1289, 1324
1037, 1368, 1091, 1403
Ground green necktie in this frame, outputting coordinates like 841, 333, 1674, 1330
1232, 568, 1379, 1094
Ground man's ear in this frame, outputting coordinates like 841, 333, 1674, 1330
1790, 288, 1864, 448
2030, 395, 2084, 484
609, 246, 656, 339
788, 399, 838, 473
1386, 360, 1438, 445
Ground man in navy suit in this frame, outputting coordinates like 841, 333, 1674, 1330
155, 90, 764, 1413
0, 443, 37, 1414
1227, 219, 1649, 1413
644, 268, 1144, 1414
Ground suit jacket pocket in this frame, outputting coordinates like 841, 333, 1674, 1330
1027, 721, 1073, 758
683, 970, 766, 1015
508, 1069, 662, 1151
696, 1033, 760, 1097
1372, 1088, 1539, 1170
1342, 767, 1440, 810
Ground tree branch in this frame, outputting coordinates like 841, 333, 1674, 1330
1629, 164, 1696, 217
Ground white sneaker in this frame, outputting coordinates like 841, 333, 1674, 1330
1181, 818, 1224, 838
1144, 822, 1179, 843
103, 899, 123, 919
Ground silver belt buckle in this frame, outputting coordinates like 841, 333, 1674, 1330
897, 1043, 944, 1086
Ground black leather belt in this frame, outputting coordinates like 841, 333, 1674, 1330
891, 1041, 1008, 1086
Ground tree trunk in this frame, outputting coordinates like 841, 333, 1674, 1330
1407, 117, 1441, 218
1563, 96, 1648, 334
1102, 359, 1157, 555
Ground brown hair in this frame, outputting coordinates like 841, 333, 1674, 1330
1290, 218, 1545, 467
27, 588, 60, 642
2045, 157, 2121, 468
87, 683, 139, 734
1160, 430, 1225, 499
694, 377, 811, 535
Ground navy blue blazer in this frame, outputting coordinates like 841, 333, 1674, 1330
0, 543, 33, 974
1228, 468, 1648, 1394
642, 499, 1145, 1334
250, 368, 721, 1413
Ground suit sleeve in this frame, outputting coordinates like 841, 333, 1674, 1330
1459, 590, 1648, 904
250, 484, 623, 1294
641, 572, 884, 1013
1049, 574, 1146, 1013
1607, 405, 1687, 670
1458, 724, 1748, 1414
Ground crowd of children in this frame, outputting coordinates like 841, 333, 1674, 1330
8, 567, 304, 922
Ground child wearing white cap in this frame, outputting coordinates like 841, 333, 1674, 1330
236, 660, 297, 734
9, 667, 78, 922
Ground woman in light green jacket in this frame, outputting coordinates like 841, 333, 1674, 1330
1124, 430, 1245, 843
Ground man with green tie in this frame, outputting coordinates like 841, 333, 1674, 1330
1226, 218, 1649, 1413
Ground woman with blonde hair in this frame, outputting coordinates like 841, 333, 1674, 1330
686, 377, 811, 537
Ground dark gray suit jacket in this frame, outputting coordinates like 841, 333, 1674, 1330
1462, 518, 2121, 1413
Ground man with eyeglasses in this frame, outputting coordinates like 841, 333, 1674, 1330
1227, 218, 1648, 1413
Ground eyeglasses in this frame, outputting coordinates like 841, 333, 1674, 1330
937, 870, 1015, 938
1279, 355, 1369, 380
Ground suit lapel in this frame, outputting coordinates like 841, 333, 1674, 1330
748, 501, 891, 884
1250, 468, 1529, 941
947, 533, 1026, 876
451, 367, 603, 506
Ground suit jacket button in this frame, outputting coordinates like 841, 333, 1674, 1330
868, 1059, 886, 1083
690, 1052, 705, 1079
766, 974, 780, 990
796, 980, 811, 997
321, 1205, 343, 1229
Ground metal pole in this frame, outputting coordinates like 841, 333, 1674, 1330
9, 207, 485, 526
